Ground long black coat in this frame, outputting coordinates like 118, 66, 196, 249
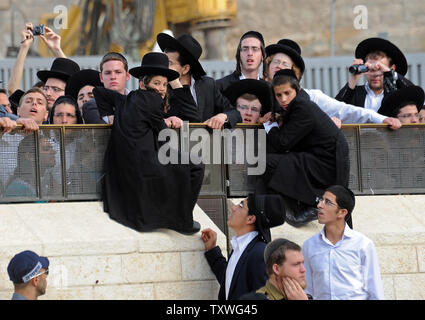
94, 87, 204, 233
263, 94, 349, 206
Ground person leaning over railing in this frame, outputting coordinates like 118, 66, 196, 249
258, 69, 350, 228
262, 38, 402, 130
420, 108, 425, 123
92, 51, 205, 236
377, 86, 424, 124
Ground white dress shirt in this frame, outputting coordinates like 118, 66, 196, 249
303, 223, 384, 300
364, 82, 384, 112
189, 75, 198, 106
225, 231, 259, 299
304, 89, 387, 124
239, 73, 260, 80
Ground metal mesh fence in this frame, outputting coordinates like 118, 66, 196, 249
1, 124, 425, 204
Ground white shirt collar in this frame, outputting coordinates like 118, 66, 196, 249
364, 81, 384, 97
239, 72, 260, 80
320, 223, 353, 246
230, 231, 259, 253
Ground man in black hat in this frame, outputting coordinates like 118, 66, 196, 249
156, 33, 241, 129
217, 31, 266, 93
336, 37, 414, 112
128, 52, 199, 123
201, 193, 286, 300
65, 69, 103, 116
7, 250, 50, 300
223, 79, 272, 124
378, 85, 424, 124
37, 57, 80, 112
263, 38, 402, 129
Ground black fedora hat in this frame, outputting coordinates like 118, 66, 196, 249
355, 37, 408, 76
129, 52, 179, 81
378, 86, 424, 117
9, 89, 25, 113
65, 69, 103, 101
37, 58, 81, 83
266, 39, 305, 76
247, 193, 286, 243
223, 79, 273, 116
157, 33, 206, 79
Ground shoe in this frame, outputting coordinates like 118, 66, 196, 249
281, 197, 318, 228
178, 221, 201, 235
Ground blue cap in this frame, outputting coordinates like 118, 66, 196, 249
7, 250, 49, 284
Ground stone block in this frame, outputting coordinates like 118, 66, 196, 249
56, 255, 123, 287
181, 251, 216, 281
382, 275, 395, 300
0, 205, 43, 258
154, 280, 220, 300
94, 284, 155, 300
394, 274, 425, 300
136, 205, 227, 253
417, 246, 425, 272
41, 286, 94, 300
122, 253, 182, 283
376, 246, 418, 274
0, 258, 14, 291
10, 202, 139, 257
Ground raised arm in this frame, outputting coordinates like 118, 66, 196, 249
8, 23, 34, 95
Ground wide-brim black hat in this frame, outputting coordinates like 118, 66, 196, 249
37, 58, 81, 83
223, 79, 273, 116
65, 69, 103, 101
248, 193, 286, 243
266, 39, 305, 76
355, 37, 408, 76
378, 85, 424, 117
157, 33, 206, 79
129, 52, 179, 81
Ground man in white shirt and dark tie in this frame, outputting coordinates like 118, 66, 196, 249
302, 185, 384, 300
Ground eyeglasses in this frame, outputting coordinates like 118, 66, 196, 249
397, 113, 421, 120
237, 105, 261, 113
270, 59, 292, 68
31, 269, 49, 280
54, 112, 76, 118
241, 46, 261, 53
316, 197, 339, 208
43, 86, 65, 93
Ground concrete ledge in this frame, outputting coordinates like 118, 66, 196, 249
228, 195, 425, 300
0, 202, 225, 300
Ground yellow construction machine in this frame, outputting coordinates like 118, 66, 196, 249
39, 0, 236, 60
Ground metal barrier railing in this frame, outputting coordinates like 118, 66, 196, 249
1, 124, 425, 204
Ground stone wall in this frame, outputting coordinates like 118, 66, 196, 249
0, 202, 224, 300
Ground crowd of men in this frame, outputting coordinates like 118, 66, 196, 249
1, 23, 425, 301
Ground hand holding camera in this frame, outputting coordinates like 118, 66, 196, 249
348, 58, 366, 89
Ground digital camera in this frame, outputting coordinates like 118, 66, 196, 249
32, 24, 45, 36
349, 64, 369, 74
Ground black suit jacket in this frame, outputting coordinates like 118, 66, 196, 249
335, 72, 414, 108
204, 235, 267, 300
194, 75, 241, 127
216, 71, 240, 94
